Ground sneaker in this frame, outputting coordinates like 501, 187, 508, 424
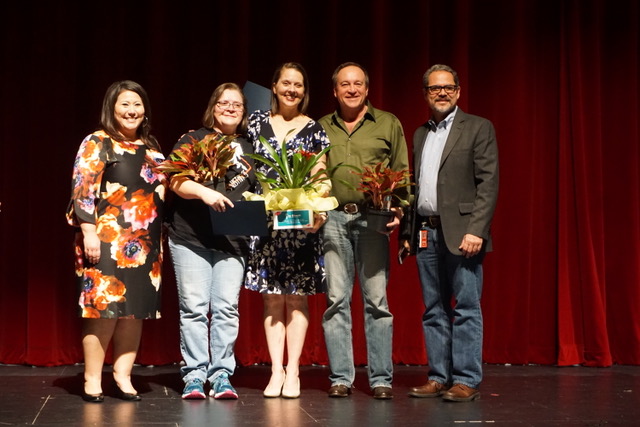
210, 373, 238, 399
182, 378, 206, 399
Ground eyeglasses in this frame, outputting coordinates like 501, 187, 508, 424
425, 85, 459, 95
216, 101, 244, 111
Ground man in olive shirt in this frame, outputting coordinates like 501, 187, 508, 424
319, 62, 409, 400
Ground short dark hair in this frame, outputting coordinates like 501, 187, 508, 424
100, 80, 160, 151
202, 82, 248, 135
331, 62, 369, 88
270, 62, 310, 114
423, 64, 460, 87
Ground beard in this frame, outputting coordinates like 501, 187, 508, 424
432, 99, 456, 117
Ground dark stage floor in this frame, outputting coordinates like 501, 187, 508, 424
0, 363, 638, 426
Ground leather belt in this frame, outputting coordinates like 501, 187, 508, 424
340, 203, 360, 214
421, 215, 441, 228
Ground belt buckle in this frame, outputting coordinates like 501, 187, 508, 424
343, 203, 359, 214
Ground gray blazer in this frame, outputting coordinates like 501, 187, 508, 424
403, 109, 499, 255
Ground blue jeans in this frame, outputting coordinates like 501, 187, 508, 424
321, 210, 393, 389
168, 238, 244, 385
415, 226, 484, 388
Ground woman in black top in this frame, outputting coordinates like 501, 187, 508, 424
165, 83, 256, 400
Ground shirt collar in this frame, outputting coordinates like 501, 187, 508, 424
429, 106, 458, 131
332, 100, 376, 126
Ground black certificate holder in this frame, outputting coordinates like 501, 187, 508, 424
209, 200, 269, 236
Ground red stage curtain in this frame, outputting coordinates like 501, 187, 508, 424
1, 0, 638, 368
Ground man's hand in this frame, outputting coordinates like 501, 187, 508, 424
459, 234, 483, 258
382, 207, 404, 235
398, 239, 411, 264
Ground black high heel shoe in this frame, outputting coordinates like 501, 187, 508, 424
115, 384, 142, 401
81, 391, 104, 403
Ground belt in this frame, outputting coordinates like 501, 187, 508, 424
420, 215, 441, 228
339, 202, 361, 214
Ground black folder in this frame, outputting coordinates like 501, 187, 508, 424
243, 81, 271, 115
209, 200, 269, 236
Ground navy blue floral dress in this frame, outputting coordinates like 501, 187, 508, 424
244, 110, 329, 295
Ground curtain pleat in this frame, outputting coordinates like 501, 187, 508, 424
1, 0, 638, 367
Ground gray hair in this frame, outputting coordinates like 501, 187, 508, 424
422, 64, 459, 87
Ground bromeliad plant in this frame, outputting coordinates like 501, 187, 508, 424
352, 162, 413, 211
154, 133, 236, 183
247, 135, 332, 192
243, 135, 340, 212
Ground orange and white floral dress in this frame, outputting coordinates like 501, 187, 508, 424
67, 130, 166, 319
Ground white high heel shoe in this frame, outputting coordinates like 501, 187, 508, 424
281, 376, 300, 399
263, 370, 286, 398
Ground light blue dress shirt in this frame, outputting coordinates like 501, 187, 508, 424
416, 107, 457, 216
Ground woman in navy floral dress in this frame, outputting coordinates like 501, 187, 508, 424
67, 80, 166, 402
244, 62, 329, 399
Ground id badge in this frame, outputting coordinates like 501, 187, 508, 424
419, 222, 428, 248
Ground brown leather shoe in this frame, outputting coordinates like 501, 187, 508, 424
408, 380, 449, 398
442, 383, 480, 402
373, 386, 393, 399
328, 384, 351, 398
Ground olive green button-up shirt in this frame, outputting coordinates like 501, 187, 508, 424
319, 102, 410, 206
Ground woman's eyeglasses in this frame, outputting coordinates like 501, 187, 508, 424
216, 101, 244, 111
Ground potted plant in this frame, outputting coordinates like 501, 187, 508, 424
247, 136, 332, 192
153, 132, 236, 189
351, 162, 413, 232
243, 136, 339, 228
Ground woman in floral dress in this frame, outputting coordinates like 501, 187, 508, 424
244, 62, 329, 399
67, 80, 166, 402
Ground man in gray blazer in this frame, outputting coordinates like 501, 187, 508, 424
400, 64, 499, 402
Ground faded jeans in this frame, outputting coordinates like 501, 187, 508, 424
169, 238, 244, 385
322, 210, 393, 389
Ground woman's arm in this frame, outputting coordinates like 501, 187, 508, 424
169, 176, 234, 212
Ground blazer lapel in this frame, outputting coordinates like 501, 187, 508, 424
413, 124, 429, 182
440, 110, 466, 167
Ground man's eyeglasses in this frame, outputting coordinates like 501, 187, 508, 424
425, 85, 459, 95
216, 101, 244, 111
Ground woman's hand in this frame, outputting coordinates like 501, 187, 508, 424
307, 212, 328, 233
80, 223, 101, 264
170, 176, 234, 212
199, 186, 234, 212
